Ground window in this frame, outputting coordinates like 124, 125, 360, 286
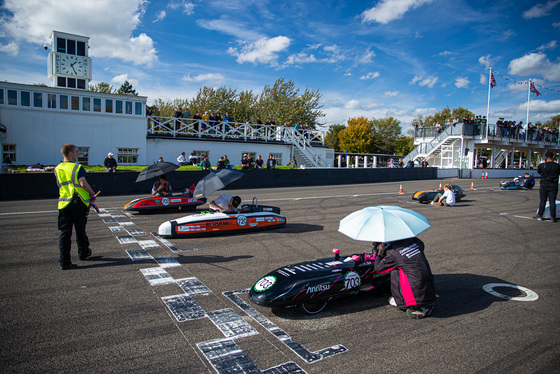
105, 99, 113, 113
67, 78, 76, 89
135, 102, 142, 115
2, 144, 16, 164
57, 37, 66, 53
57, 76, 66, 88
270, 152, 283, 165
116, 100, 123, 114
8, 90, 17, 105
118, 148, 138, 164
77, 79, 86, 90
82, 97, 91, 111
0, 89, 3, 104
60, 95, 68, 110
77, 41, 86, 56
193, 150, 209, 159
20, 91, 30, 107
67, 39, 76, 55
76, 147, 89, 165
93, 98, 101, 112
71, 96, 80, 110
33, 92, 42, 108
48, 94, 56, 108
125, 101, 132, 114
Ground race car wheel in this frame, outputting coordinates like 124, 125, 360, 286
301, 302, 327, 315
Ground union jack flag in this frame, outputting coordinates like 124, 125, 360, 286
530, 82, 541, 96
490, 72, 496, 88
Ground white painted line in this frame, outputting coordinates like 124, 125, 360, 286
499, 213, 535, 220
483, 283, 539, 301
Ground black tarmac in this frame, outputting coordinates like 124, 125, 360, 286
1, 179, 559, 373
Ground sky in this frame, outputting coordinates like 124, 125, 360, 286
1, 0, 559, 131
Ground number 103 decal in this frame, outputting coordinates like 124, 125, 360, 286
344, 272, 361, 289
254, 276, 276, 292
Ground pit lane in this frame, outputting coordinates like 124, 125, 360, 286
1, 178, 558, 373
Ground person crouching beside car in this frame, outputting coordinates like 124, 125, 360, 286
152, 174, 172, 197
373, 237, 436, 319
432, 184, 455, 206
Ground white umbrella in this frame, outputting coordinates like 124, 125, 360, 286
338, 205, 431, 243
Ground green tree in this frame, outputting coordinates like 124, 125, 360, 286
116, 80, 138, 96
325, 124, 345, 151
338, 117, 373, 153
544, 114, 560, 129
89, 82, 114, 94
371, 117, 403, 154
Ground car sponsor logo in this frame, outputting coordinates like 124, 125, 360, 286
254, 276, 276, 292
306, 283, 330, 294
237, 215, 248, 227
162, 197, 170, 206
206, 221, 231, 227
344, 271, 361, 289
170, 198, 182, 203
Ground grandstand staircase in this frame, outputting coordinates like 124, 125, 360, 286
283, 128, 329, 167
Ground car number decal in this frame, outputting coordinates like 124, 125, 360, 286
254, 276, 276, 292
344, 271, 361, 289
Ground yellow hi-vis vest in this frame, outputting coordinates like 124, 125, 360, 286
55, 162, 91, 209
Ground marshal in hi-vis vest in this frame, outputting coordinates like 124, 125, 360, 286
55, 162, 91, 209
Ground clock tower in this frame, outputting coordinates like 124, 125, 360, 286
47, 31, 91, 90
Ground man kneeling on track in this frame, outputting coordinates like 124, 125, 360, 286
209, 194, 241, 213
373, 237, 436, 319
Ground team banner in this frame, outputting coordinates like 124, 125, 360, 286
493, 70, 559, 93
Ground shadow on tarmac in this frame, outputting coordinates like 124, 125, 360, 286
269, 273, 515, 320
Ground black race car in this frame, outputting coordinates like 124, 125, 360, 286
412, 185, 466, 204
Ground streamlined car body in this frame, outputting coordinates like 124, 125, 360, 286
123, 195, 207, 213
412, 185, 466, 203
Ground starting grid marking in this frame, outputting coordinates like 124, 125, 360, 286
96, 208, 346, 373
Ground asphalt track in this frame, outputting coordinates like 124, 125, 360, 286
1, 178, 559, 373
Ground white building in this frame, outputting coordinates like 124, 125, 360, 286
0, 31, 333, 169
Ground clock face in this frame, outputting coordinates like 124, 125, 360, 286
57, 54, 89, 78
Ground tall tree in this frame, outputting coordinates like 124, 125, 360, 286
338, 117, 373, 153
371, 116, 403, 154
116, 80, 138, 96
325, 124, 345, 151
89, 82, 114, 94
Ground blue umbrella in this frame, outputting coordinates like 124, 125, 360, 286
338, 205, 430, 242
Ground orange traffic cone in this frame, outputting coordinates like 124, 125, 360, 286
398, 183, 404, 194
438, 182, 442, 189
481, 172, 484, 179
470, 180, 476, 190
485, 170, 489, 179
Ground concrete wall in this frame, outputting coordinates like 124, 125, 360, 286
0, 167, 437, 201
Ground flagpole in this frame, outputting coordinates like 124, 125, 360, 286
526, 79, 531, 128
486, 67, 492, 139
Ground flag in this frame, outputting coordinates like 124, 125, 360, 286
490, 72, 496, 88
530, 82, 541, 97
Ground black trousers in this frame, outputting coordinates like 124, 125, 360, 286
537, 186, 558, 219
58, 197, 90, 266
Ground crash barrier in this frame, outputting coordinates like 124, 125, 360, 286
0, 167, 437, 201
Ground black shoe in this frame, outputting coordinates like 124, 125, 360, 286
61, 263, 75, 270
552, 218, 558, 223
406, 305, 433, 319
533, 215, 543, 221
79, 248, 92, 261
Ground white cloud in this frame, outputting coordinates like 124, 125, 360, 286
361, 0, 434, 24
516, 99, 560, 113
182, 73, 226, 83
409, 75, 438, 88
154, 10, 166, 23
554, 21, 560, 28
522, 0, 560, 19
359, 72, 380, 80
285, 52, 317, 65
383, 91, 399, 97
111, 74, 130, 85
508, 52, 560, 81
537, 40, 557, 51
168, 1, 196, 15
479, 54, 493, 69
196, 18, 263, 41
480, 74, 487, 85
344, 99, 362, 109
455, 76, 470, 88
0, 0, 158, 66
358, 50, 375, 64
0, 41, 19, 55
227, 36, 290, 66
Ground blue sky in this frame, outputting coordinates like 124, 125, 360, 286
1, 0, 559, 131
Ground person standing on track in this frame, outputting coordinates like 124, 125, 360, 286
54, 144, 96, 270
535, 151, 560, 222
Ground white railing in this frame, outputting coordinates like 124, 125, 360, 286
147, 117, 325, 145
